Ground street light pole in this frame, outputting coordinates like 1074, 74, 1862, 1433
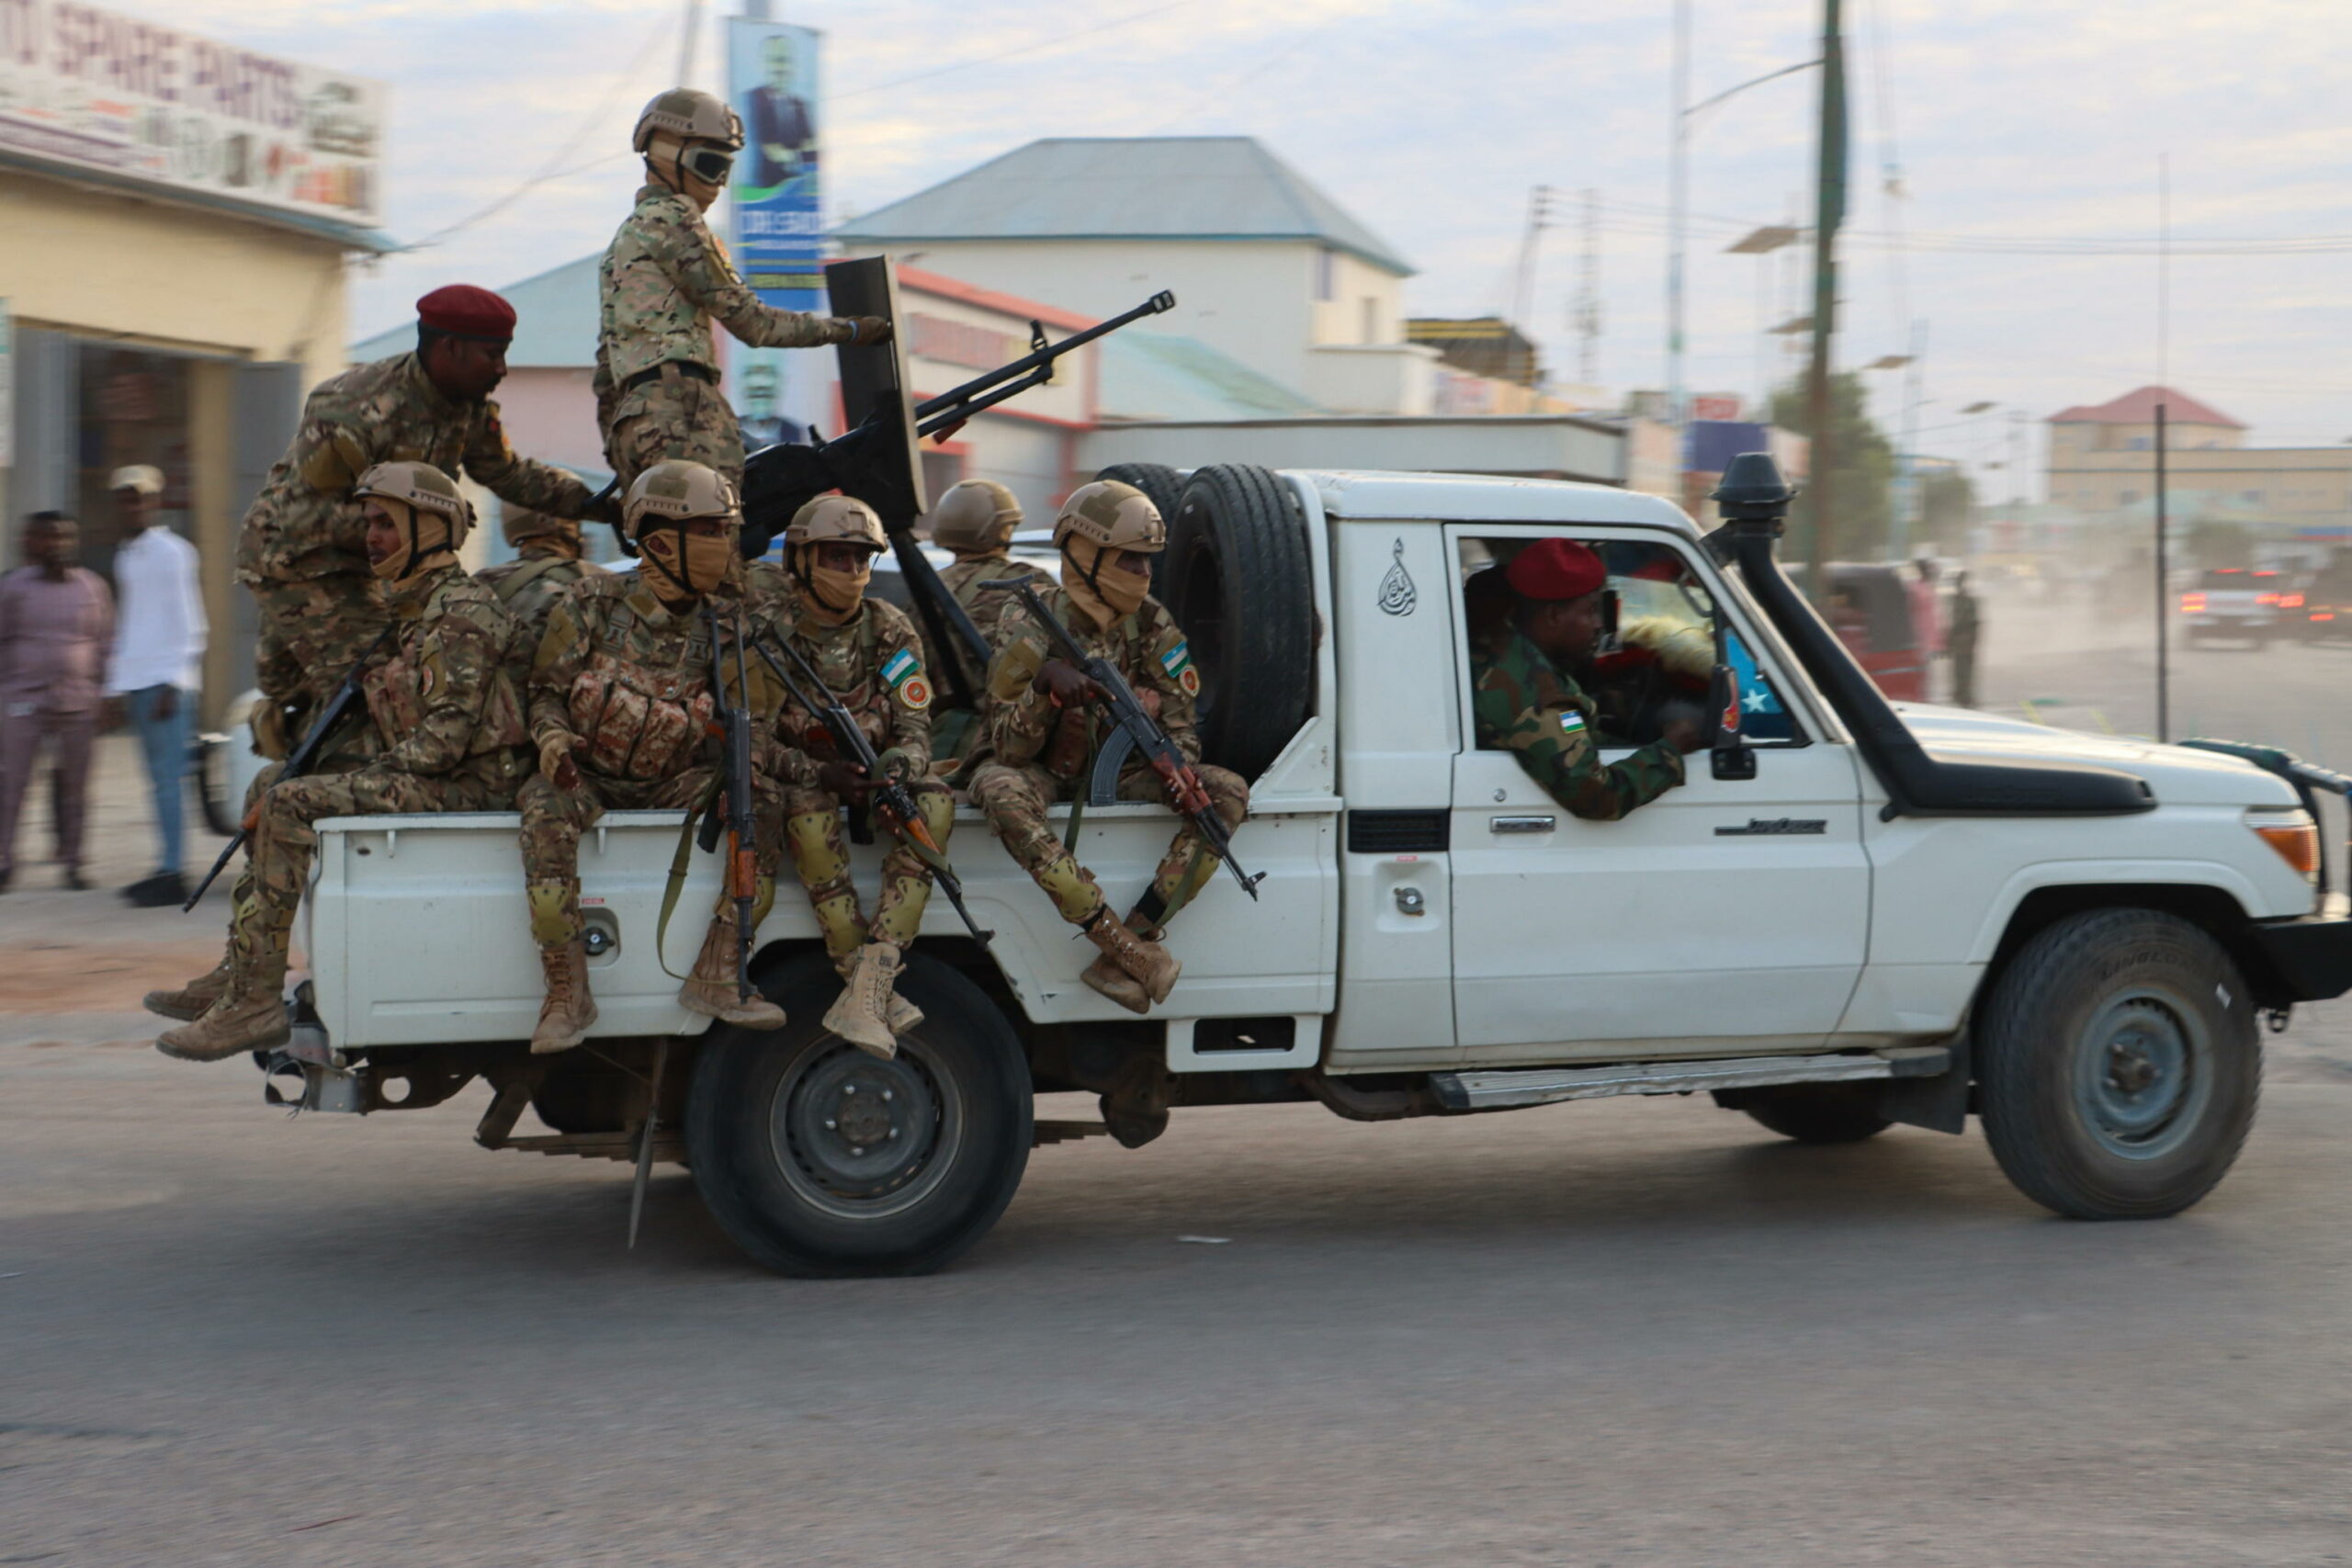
1803, 0, 1846, 599
1667, 0, 1691, 451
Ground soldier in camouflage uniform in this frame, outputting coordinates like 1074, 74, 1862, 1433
597, 89, 888, 497
968, 481, 1248, 1026
1469, 538, 1699, 820
753, 495, 955, 1057
924, 479, 1053, 766
236, 286, 601, 746
156, 464, 531, 1062
521, 460, 791, 1054
476, 505, 608, 645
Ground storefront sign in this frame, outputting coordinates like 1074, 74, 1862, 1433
726, 17, 823, 441
0, 1, 384, 223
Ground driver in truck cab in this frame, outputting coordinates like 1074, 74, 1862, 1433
155, 462, 532, 1062
1470, 537, 1702, 821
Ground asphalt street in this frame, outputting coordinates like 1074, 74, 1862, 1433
5, 605, 2351, 1566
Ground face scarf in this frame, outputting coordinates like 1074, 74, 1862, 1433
640, 525, 736, 603
370, 502, 453, 584
1061, 536, 1149, 628
796, 546, 872, 625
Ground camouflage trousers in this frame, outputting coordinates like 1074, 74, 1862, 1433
517, 766, 786, 950
967, 760, 1249, 932
223, 762, 515, 981
242, 571, 389, 714
785, 779, 956, 962
604, 373, 744, 500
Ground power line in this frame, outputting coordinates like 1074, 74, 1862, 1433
835, 0, 1197, 101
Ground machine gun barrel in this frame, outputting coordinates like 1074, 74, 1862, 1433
913, 291, 1174, 430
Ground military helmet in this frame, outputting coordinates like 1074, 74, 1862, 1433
624, 459, 739, 540
353, 460, 474, 549
502, 506, 577, 549
1053, 479, 1165, 553
930, 479, 1022, 554
786, 493, 888, 552
632, 88, 744, 153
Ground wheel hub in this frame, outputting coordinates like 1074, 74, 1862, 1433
2073, 993, 2205, 1157
775, 1045, 940, 1201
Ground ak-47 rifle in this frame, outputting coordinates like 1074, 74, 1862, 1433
986, 581, 1263, 902
183, 624, 397, 911
699, 602, 761, 1004
750, 630, 993, 947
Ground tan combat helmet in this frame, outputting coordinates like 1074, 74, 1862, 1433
786, 493, 888, 552
930, 479, 1022, 556
1053, 479, 1165, 554
632, 88, 744, 153
353, 460, 474, 550
502, 506, 578, 550
624, 459, 739, 541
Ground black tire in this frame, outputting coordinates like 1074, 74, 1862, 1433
1740, 1084, 1893, 1144
1977, 908, 2259, 1220
1159, 463, 1316, 779
195, 735, 239, 838
1093, 463, 1186, 531
685, 949, 1032, 1277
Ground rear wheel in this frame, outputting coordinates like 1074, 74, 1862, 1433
1740, 1084, 1892, 1144
1977, 908, 2258, 1219
685, 950, 1032, 1277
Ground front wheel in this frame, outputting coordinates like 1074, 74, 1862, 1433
685, 950, 1033, 1277
1976, 908, 2259, 1220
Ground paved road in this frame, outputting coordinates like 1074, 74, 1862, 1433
6, 624, 2352, 1565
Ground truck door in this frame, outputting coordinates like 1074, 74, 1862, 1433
1445, 525, 1871, 1061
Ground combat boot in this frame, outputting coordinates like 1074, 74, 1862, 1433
679, 919, 786, 1030
530, 942, 598, 1055
154, 954, 288, 1062
143, 952, 232, 1022
823, 941, 911, 1059
1080, 911, 1180, 1015
833, 951, 924, 1039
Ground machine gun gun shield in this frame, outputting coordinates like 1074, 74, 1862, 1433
823, 256, 928, 524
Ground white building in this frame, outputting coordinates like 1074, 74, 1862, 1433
835, 137, 1440, 417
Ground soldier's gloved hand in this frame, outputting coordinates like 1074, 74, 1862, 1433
539, 733, 582, 791
1033, 659, 1102, 709
818, 760, 877, 801
840, 316, 892, 347
1661, 716, 1706, 755
582, 489, 623, 527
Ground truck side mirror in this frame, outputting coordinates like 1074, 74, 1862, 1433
1710, 660, 1758, 781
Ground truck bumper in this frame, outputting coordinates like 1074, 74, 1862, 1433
2248, 914, 2352, 1002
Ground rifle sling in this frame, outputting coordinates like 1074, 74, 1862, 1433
655, 774, 725, 983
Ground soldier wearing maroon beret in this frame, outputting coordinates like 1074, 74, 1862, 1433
1465, 537, 1700, 822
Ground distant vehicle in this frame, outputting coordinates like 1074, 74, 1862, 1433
2294, 560, 2352, 643
2180, 567, 2290, 649
1792, 562, 1927, 701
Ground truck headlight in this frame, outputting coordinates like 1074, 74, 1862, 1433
2249, 809, 2320, 882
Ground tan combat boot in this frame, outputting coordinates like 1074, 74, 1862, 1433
155, 955, 289, 1062
1080, 912, 1180, 1016
833, 951, 923, 1039
823, 941, 911, 1059
143, 953, 232, 1022
530, 942, 598, 1055
678, 919, 786, 1030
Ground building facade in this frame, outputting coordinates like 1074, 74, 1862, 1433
2047, 385, 2352, 521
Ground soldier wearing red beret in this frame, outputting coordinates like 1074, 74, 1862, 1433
1466, 537, 1701, 822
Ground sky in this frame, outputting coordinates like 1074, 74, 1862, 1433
167, 0, 2352, 498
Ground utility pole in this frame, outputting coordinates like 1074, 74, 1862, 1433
2156, 401, 2170, 741
1890, 318, 1927, 557
1574, 187, 1601, 388
1666, 0, 1691, 440
675, 0, 706, 86
1803, 0, 1847, 596
1510, 186, 1557, 389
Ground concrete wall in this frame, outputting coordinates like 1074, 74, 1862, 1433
2049, 445, 2352, 514
1305, 344, 1439, 417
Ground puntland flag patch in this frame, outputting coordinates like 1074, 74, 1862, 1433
882, 648, 931, 710
1160, 639, 1201, 697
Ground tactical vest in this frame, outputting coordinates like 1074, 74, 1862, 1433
567, 593, 719, 782
599, 191, 721, 385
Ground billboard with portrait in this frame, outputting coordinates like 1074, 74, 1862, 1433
727, 17, 821, 444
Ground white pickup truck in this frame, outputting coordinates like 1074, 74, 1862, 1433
254, 457, 2352, 1277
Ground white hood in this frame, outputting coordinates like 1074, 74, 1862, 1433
1887, 703, 2303, 809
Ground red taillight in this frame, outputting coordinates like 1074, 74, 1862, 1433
2182, 592, 2207, 612
2283, 593, 2305, 608
2257, 592, 2281, 606
2316, 613, 2337, 623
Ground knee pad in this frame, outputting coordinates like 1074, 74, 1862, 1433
751, 874, 775, 930
786, 811, 850, 889
1037, 854, 1105, 925
527, 879, 582, 947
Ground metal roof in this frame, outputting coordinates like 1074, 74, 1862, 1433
2048, 385, 2245, 429
835, 137, 1413, 276
351, 252, 601, 367
1098, 331, 1323, 422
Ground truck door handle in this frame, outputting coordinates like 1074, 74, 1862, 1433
1490, 815, 1556, 834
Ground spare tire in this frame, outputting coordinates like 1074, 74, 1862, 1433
1092, 463, 1185, 529
1160, 463, 1315, 780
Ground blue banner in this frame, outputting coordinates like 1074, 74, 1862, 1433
727, 18, 822, 443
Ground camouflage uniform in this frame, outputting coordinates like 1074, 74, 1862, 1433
235, 353, 594, 716
928, 551, 1055, 766
967, 584, 1248, 935
520, 573, 787, 952
752, 591, 952, 963
477, 545, 608, 646
594, 184, 853, 495
220, 564, 531, 998
1470, 630, 1685, 819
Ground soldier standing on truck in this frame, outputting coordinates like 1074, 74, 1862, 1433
237, 286, 604, 755
754, 495, 956, 1056
156, 464, 533, 1061
924, 479, 1053, 765
475, 506, 608, 644
597, 89, 889, 497
519, 460, 792, 1055
967, 480, 1249, 1032
1472, 537, 1700, 820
